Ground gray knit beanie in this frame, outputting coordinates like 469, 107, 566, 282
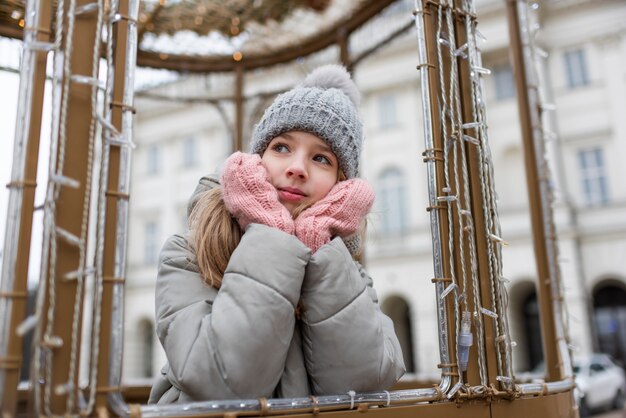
250, 65, 363, 179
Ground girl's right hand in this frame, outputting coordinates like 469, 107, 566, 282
221, 152, 295, 234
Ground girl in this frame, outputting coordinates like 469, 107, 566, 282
149, 65, 405, 404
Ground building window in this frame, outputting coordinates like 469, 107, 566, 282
139, 319, 154, 378
378, 167, 407, 234
381, 296, 415, 373
522, 292, 543, 370
144, 221, 159, 264
147, 144, 161, 174
564, 49, 589, 88
593, 283, 626, 368
378, 94, 398, 129
493, 64, 515, 101
578, 148, 609, 206
182, 137, 198, 167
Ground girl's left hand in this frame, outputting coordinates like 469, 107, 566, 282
294, 179, 374, 253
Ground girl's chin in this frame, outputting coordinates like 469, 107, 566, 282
279, 200, 297, 214
280, 200, 312, 218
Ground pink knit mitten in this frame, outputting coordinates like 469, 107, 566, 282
221, 152, 295, 234
294, 179, 374, 253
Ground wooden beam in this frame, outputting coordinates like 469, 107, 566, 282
1, 1, 398, 73
134, 0, 397, 73
234, 64, 243, 152
36, 0, 100, 411
0, 20, 23, 39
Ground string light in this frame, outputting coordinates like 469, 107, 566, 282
50, 173, 80, 189
441, 283, 458, 299
471, 66, 491, 75
16, 315, 39, 337
454, 43, 468, 58
458, 311, 473, 371
480, 307, 498, 319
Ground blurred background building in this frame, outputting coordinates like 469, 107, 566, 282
121, 0, 626, 382
0, 0, 624, 385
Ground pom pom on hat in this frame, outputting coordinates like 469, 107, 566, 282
249, 65, 363, 179
302, 64, 360, 107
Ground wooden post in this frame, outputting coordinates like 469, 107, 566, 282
453, 10, 501, 387
505, 0, 564, 381
338, 27, 351, 71
235, 64, 244, 152
34, 0, 100, 413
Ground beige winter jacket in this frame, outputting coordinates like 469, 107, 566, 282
148, 176, 405, 404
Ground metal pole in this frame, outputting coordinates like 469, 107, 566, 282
94, 0, 135, 411
415, 0, 456, 394
0, 0, 52, 413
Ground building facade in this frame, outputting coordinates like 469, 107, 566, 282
123, 0, 626, 382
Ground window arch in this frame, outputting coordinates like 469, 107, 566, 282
509, 280, 542, 372
381, 296, 415, 373
377, 167, 408, 235
138, 319, 155, 378
522, 292, 543, 370
593, 280, 626, 366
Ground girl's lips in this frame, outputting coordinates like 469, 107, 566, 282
278, 187, 306, 202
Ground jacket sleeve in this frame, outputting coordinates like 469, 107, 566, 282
155, 223, 311, 400
300, 237, 405, 395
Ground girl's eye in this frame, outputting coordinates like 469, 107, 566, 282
313, 154, 332, 165
272, 143, 289, 153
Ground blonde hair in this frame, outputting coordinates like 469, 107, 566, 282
189, 171, 364, 289
189, 187, 242, 289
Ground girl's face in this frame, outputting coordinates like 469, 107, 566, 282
262, 131, 339, 214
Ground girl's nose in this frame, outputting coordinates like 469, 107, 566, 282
286, 158, 308, 180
